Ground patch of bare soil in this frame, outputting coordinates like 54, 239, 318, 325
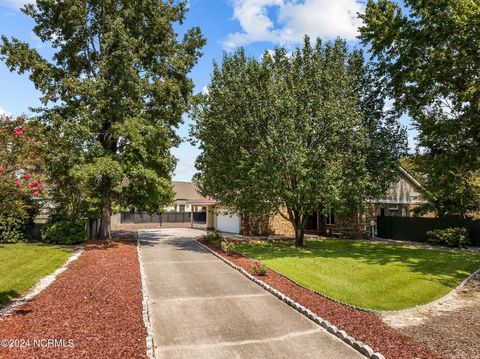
200, 239, 442, 359
0, 236, 147, 359
383, 275, 480, 359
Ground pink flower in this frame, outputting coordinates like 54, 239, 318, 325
13, 127, 24, 137
0, 166, 4, 174
33, 191, 40, 198
22, 173, 31, 179
28, 180, 39, 187
15, 179, 22, 187
38, 183, 46, 189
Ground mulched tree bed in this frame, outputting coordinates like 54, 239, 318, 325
199, 239, 443, 359
0, 235, 147, 359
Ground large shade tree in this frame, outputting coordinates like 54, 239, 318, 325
191, 37, 406, 247
1, 0, 205, 238
359, 0, 480, 216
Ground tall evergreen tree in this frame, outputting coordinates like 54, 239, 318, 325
1, 0, 205, 238
192, 37, 406, 247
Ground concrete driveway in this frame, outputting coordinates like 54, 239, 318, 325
138, 228, 363, 359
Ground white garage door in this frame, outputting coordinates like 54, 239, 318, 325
217, 212, 240, 234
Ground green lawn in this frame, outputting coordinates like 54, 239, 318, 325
0, 243, 73, 304
235, 239, 480, 311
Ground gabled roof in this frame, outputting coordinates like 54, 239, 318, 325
173, 181, 216, 204
397, 166, 426, 192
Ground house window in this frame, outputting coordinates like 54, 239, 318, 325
179, 204, 186, 212
325, 210, 335, 225
388, 204, 399, 211
401, 207, 407, 217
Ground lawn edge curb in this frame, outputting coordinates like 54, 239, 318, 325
0, 246, 84, 318
195, 239, 384, 359
137, 238, 155, 359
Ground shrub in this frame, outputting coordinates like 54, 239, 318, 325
426, 227, 469, 248
42, 220, 86, 245
202, 230, 221, 243
250, 260, 267, 276
0, 213, 27, 243
220, 240, 236, 254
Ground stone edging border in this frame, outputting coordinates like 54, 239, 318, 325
223, 236, 480, 315
137, 239, 155, 359
0, 246, 84, 318
195, 239, 385, 359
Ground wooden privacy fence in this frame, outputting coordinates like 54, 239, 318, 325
377, 216, 480, 246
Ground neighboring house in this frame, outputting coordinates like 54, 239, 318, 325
164, 181, 216, 230
165, 181, 216, 213
213, 166, 429, 238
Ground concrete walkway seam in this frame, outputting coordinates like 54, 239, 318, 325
195, 240, 385, 359
137, 239, 156, 359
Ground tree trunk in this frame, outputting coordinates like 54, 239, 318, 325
98, 175, 111, 240
295, 227, 305, 247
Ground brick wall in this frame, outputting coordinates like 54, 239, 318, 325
240, 213, 271, 236
269, 208, 295, 237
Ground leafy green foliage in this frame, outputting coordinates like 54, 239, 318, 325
42, 220, 86, 245
427, 227, 469, 248
202, 230, 221, 243
250, 260, 267, 276
0, 116, 46, 243
0, 212, 28, 243
359, 0, 480, 216
192, 37, 406, 247
1, 0, 205, 238
220, 240, 236, 254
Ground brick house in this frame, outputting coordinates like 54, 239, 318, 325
213, 166, 428, 239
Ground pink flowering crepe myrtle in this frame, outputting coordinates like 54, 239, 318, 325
1, 128, 46, 198
9, 172, 46, 198
13, 127, 25, 137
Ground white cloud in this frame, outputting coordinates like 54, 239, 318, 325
1, 0, 32, 9
224, 0, 364, 49
201, 86, 209, 95
0, 106, 11, 117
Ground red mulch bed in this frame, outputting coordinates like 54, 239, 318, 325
200, 239, 443, 359
0, 234, 147, 359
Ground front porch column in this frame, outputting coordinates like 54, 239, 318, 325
190, 205, 194, 229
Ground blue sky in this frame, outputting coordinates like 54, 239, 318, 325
0, 0, 415, 181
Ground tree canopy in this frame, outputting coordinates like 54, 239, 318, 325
359, 0, 480, 216
192, 37, 406, 246
1, 0, 205, 238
